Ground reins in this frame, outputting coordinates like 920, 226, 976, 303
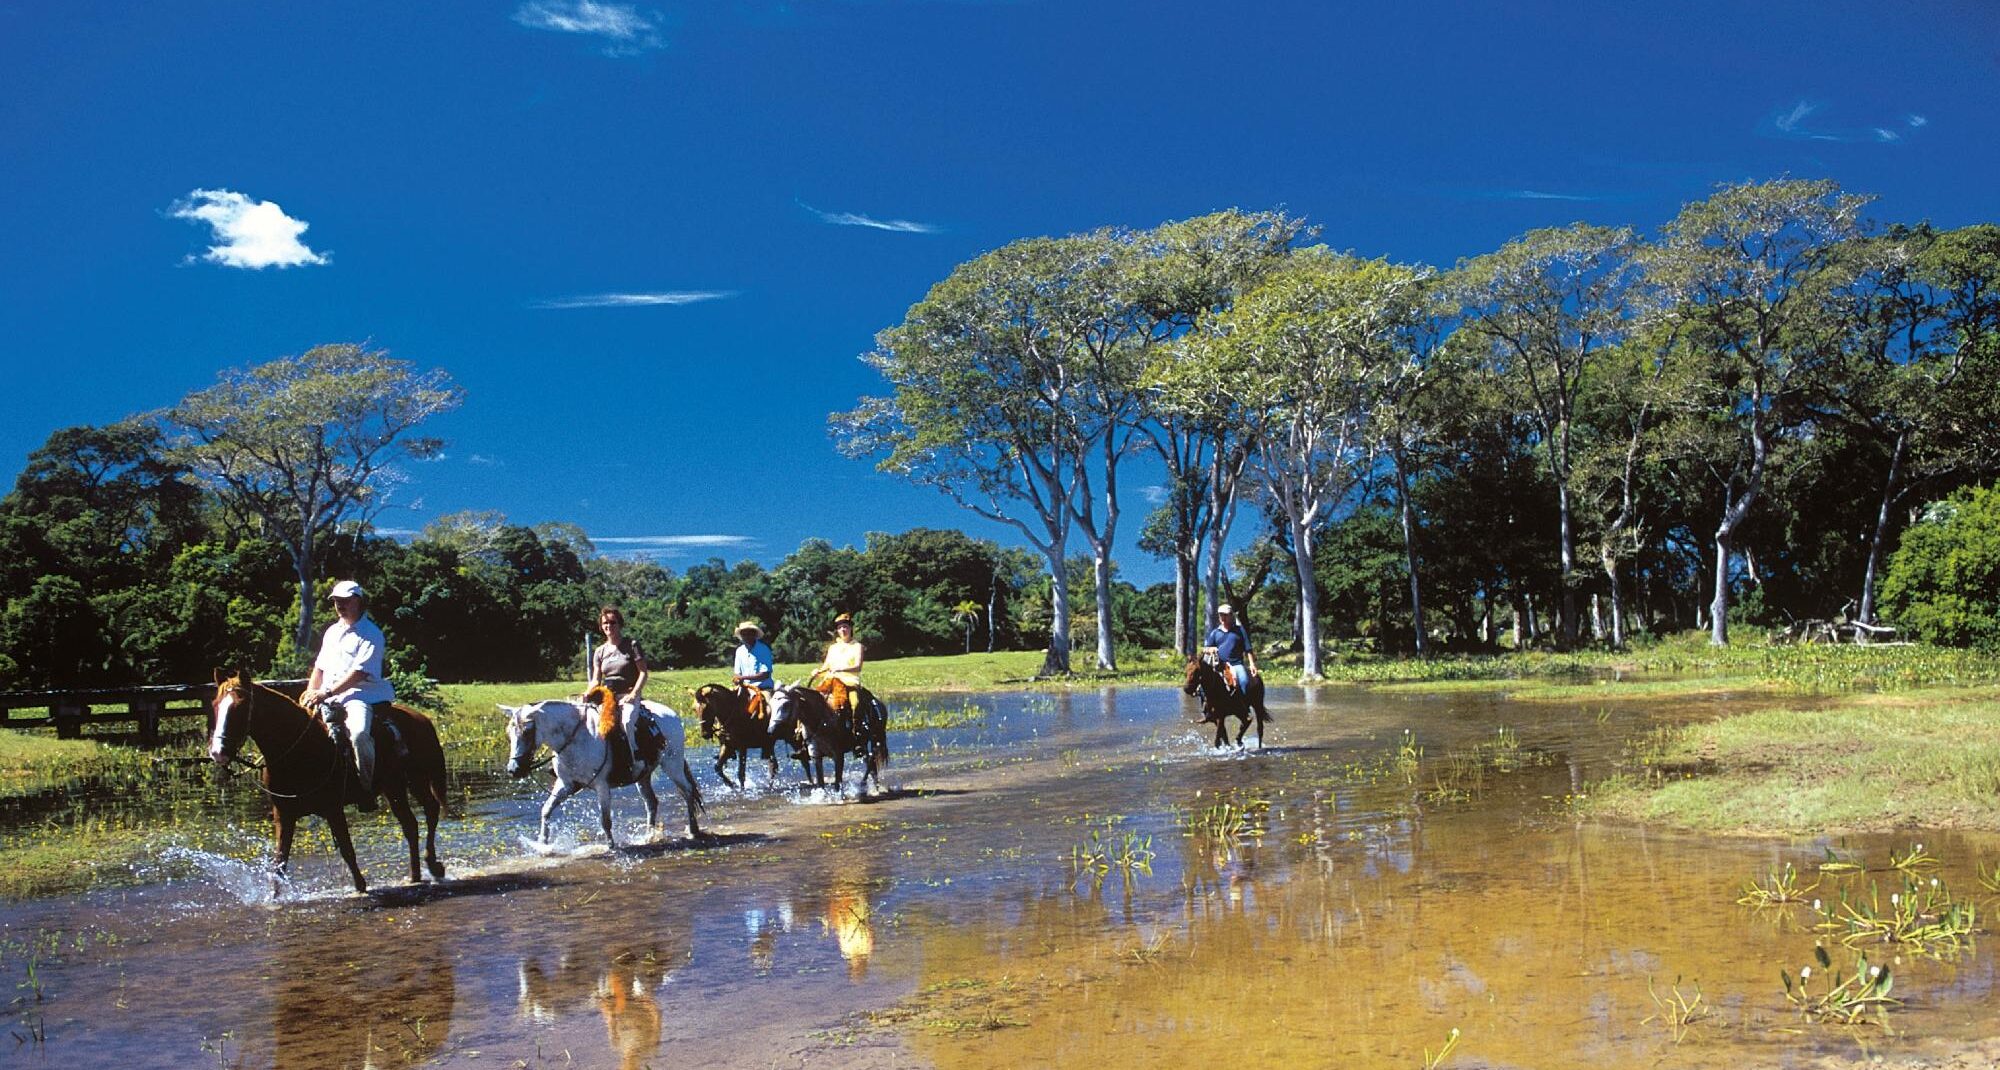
216, 687, 348, 801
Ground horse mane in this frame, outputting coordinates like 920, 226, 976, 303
583, 684, 619, 737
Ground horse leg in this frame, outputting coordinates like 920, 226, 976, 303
271, 808, 297, 896
539, 781, 577, 844
677, 759, 703, 840
422, 788, 445, 880
1212, 717, 1226, 749
832, 751, 846, 797
637, 777, 662, 837
713, 748, 737, 790
324, 808, 367, 893
386, 785, 422, 883
595, 782, 617, 848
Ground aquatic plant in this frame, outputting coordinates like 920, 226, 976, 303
1780, 945, 1897, 1025
1069, 823, 1155, 888
1737, 862, 1818, 906
1643, 975, 1710, 1043
1889, 842, 1940, 873
1978, 859, 2000, 894
1179, 795, 1271, 841
1817, 847, 1863, 874
1395, 730, 1423, 784
1421, 1027, 1461, 1069
1822, 875, 1978, 957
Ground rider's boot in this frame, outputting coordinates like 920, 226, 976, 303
351, 731, 378, 811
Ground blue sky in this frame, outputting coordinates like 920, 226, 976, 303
2, 0, 1995, 583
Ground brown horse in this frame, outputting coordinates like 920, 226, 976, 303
1183, 658, 1271, 749
771, 684, 888, 795
691, 683, 792, 789
208, 670, 449, 893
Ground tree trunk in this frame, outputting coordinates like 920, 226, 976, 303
1556, 480, 1579, 649
292, 532, 315, 657
1602, 552, 1627, 651
1709, 530, 1732, 647
1040, 544, 1072, 676
1173, 552, 1196, 656
1393, 449, 1427, 656
1291, 520, 1323, 679
1092, 552, 1116, 671
986, 566, 999, 654
1857, 431, 1907, 636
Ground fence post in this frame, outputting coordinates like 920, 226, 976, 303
133, 698, 165, 746
52, 701, 87, 740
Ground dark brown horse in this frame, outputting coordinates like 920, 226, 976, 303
771, 685, 888, 795
691, 684, 792, 789
1183, 658, 1271, 749
208, 670, 449, 893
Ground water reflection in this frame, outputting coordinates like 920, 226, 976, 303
267, 916, 457, 1070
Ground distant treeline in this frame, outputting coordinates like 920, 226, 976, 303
0, 426, 1171, 686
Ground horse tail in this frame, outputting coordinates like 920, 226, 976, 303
1252, 678, 1273, 727
681, 758, 706, 813
584, 684, 618, 738
870, 695, 890, 765
394, 706, 452, 816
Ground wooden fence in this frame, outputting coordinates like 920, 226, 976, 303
0, 681, 304, 745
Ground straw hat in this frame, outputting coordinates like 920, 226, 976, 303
736, 620, 763, 637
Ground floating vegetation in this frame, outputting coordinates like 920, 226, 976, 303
1178, 794, 1271, 842
1737, 862, 1818, 906
1069, 822, 1155, 889
1817, 847, 1864, 875
1889, 842, 1940, 873
1780, 945, 1897, 1026
1821, 876, 1979, 958
1978, 859, 2000, 894
893, 700, 989, 732
1643, 975, 1710, 1044
1395, 730, 1423, 784
1421, 1027, 1462, 1070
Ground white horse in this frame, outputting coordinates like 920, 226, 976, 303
502, 697, 704, 846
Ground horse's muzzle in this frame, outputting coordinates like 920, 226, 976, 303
506, 759, 528, 779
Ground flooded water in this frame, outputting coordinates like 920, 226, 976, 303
3, 685, 1997, 1069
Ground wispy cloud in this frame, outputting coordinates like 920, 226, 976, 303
1138, 485, 1169, 504
592, 533, 758, 560
1767, 99, 1924, 144
1498, 189, 1599, 202
798, 200, 942, 234
467, 454, 502, 466
532, 290, 737, 309
512, 1, 664, 54
169, 189, 329, 269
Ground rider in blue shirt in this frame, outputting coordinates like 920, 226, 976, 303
1203, 603, 1259, 692
732, 620, 776, 719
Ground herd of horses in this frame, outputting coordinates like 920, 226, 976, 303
204, 657, 1270, 895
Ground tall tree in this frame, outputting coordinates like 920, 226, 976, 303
1452, 224, 1639, 648
1175, 250, 1415, 678
1638, 180, 1870, 645
1130, 209, 1309, 653
835, 238, 1103, 675
161, 344, 463, 653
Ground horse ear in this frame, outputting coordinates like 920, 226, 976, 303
212, 667, 225, 684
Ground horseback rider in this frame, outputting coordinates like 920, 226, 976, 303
299, 579, 394, 810
731, 620, 776, 722
810, 612, 865, 722
588, 606, 657, 763
1203, 603, 1260, 693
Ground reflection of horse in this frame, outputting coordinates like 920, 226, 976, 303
517, 926, 690, 1070
1183, 657, 1271, 749
770, 685, 887, 795
691, 683, 791, 789
502, 694, 703, 845
208, 670, 448, 893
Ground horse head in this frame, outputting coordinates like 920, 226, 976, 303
692, 684, 725, 739
209, 667, 256, 766
501, 704, 538, 778
1182, 657, 1209, 698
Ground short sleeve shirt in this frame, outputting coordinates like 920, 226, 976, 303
733, 640, 775, 690
1206, 624, 1249, 664
592, 638, 647, 696
316, 616, 390, 700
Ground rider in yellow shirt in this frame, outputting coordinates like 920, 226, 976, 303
811, 612, 865, 719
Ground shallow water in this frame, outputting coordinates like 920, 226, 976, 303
2, 685, 1997, 1069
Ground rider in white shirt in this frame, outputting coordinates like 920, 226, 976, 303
299, 580, 396, 807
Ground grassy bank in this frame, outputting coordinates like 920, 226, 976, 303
1584, 690, 2000, 834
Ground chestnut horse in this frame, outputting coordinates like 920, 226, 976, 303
208, 670, 448, 893
690, 684, 792, 790
770, 684, 887, 796
1183, 658, 1271, 749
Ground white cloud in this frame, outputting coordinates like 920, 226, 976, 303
467, 454, 502, 466
799, 201, 941, 234
513, 1, 663, 53
1774, 100, 1818, 135
1139, 485, 1169, 504
1768, 99, 1921, 145
593, 535, 754, 548
532, 290, 736, 309
169, 189, 329, 269
1908, 114, 1929, 128
1501, 189, 1597, 202
1873, 127, 1901, 143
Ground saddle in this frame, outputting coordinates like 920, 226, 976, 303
605, 711, 665, 788
314, 701, 405, 806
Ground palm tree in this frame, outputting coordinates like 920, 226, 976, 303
953, 601, 982, 654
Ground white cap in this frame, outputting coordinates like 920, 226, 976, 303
328, 580, 366, 600
1216, 603, 1235, 616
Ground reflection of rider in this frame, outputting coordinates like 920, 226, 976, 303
299, 580, 394, 810
1203, 603, 1259, 692
589, 606, 651, 754
811, 612, 864, 718
731, 620, 775, 719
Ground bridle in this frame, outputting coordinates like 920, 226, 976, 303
212, 681, 345, 799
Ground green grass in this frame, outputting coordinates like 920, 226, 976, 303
1585, 697, 2000, 833
0, 729, 155, 799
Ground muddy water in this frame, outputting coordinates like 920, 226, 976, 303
3, 685, 1997, 1069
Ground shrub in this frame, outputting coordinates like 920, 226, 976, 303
1879, 485, 2000, 650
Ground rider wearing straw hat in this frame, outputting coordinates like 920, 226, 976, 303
731, 620, 776, 717
810, 612, 865, 718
